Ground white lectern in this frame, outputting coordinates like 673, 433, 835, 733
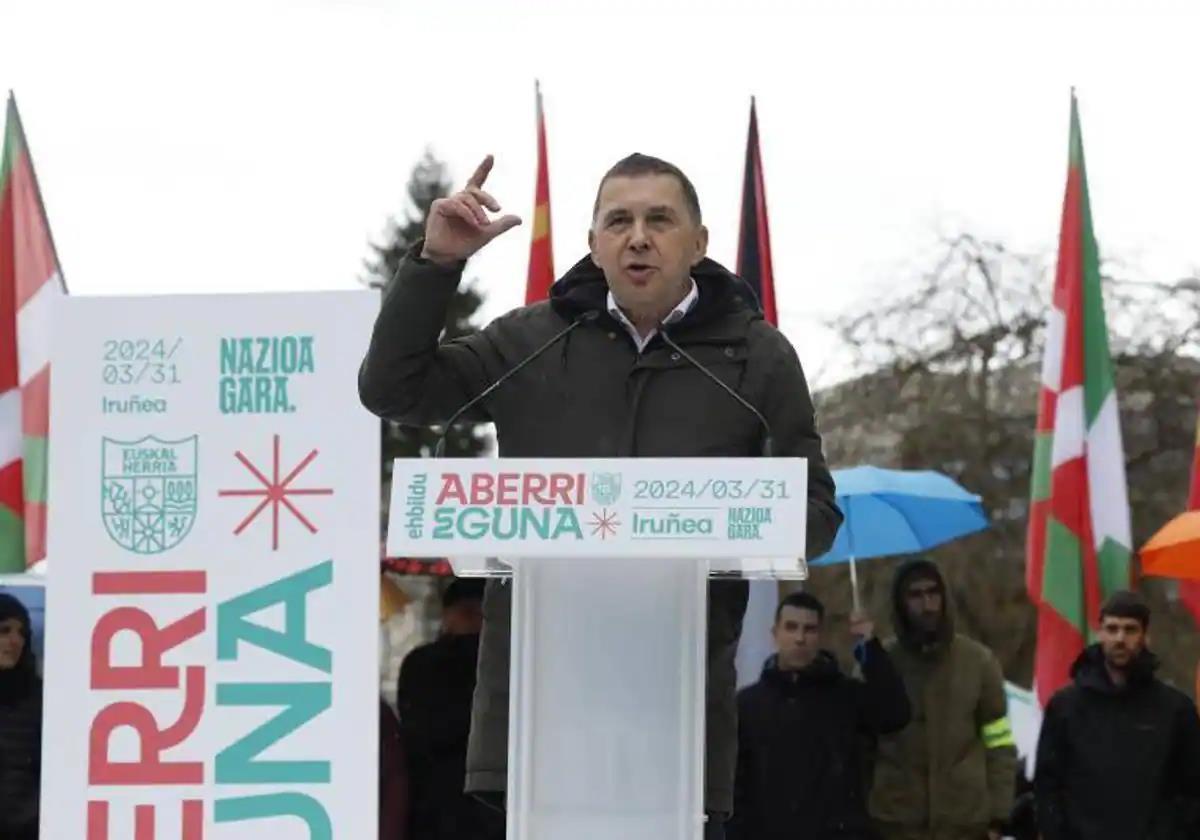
388, 458, 808, 840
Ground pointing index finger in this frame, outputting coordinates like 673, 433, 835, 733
467, 155, 495, 189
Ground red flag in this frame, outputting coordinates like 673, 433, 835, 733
736, 97, 778, 326
524, 81, 554, 304
0, 94, 64, 572
1179, 408, 1200, 624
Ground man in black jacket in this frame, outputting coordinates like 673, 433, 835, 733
360, 152, 842, 836
729, 591, 909, 840
1035, 590, 1200, 840
396, 579, 498, 840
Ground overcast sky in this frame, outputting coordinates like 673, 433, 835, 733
3, 0, 1197, 387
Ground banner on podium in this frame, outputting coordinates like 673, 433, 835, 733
388, 457, 808, 560
43, 292, 380, 839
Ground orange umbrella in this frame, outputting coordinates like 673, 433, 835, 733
1140, 511, 1200, 579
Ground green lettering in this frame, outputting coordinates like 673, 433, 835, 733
217, 561, 332, 673
219, 377, 237, 413
219, 339, 238, 375
272, 376, 290, 412
215, 682, 331, 784
298, 337, 315, 373
431, 508, 454, 539
553, 508, 583, 540
215, 793, 330, 839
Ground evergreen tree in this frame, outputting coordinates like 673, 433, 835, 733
364, 150, 488, 501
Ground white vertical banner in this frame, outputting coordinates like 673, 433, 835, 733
43, 291, 380, 839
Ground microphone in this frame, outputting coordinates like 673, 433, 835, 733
433, 311, 600, 457
659, 328, 774, 457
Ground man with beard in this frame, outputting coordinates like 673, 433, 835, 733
1035, 590, 1200, 839
869, 559, 1015, 840
729, 591, 909, 839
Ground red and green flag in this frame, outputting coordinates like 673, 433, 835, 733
524, 81, 554, 304
1027, 92, 1132, 707
0, 94, 65, 572
736, 97, 778, 325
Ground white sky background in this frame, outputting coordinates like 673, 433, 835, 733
2, 0, 1198, 388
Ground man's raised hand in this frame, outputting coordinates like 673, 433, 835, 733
421, 155, 522, 265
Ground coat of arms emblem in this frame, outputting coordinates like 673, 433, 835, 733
101, 435, 198, 554
590, 472, 622, 506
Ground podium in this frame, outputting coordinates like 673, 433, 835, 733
388, 458, 809, 840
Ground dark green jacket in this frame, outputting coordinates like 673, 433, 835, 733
359, 246, 840, 555
870, 561, 1016, 834
359, 246, 842, 812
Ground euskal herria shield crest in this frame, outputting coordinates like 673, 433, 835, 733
590, 472, 622, 506
101, 435, 198, 554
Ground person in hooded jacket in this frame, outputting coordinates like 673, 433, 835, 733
728, 591, 909, 840
0, 592, 42, 840
1035, 590, 1200, 840
359, 152, 842, 838
869, 559, 1015, 840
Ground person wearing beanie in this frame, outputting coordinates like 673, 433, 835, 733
869, 559, 1015, 840
0, 592, 42, 840
1035, 590, 1200, 839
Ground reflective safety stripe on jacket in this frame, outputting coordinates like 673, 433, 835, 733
981, 715, 1015, 749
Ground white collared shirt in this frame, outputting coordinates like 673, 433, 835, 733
606, 278, 699, 353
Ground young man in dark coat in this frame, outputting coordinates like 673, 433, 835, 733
729, 591, 909, 840
1035, 590, 1200, 840
0, 592, 42, 840
359, 152, 842, 837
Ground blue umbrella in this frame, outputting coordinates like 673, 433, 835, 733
810, 466, 990, 608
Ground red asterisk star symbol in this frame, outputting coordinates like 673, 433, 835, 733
589, 508, 621, 540
218, 435, 333, 550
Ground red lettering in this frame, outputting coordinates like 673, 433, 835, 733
436, 474, 467, 505
523, 473, 550, 505
91, 607, 205, 690
548, 473, 574, 505
93, 571, 207, 595
469, 473, 495, 505
88, 799, 203, 840
576, 473, 586, 504
496, 473, 519, 506
88, 666, 205, 785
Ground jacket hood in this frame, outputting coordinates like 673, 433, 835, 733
1070, 642, 1159, 695
761, 650, 842, 691
891, 558, 955, 654
548, 254, 763, 330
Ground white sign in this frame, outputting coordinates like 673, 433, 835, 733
388, 457, 808, 559
43, 292, 380, 839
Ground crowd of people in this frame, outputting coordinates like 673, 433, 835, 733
378, 564, 1200, 840
5, 564, 1200, 839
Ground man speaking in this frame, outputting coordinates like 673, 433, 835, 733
359, 152, 842, 837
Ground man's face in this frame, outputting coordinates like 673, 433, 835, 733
442, 599, 483, 637
1099, 615, 1146, 670
772, 605, 822, 671
589, 174, 708, 315
904, 578, 943, 636
0, 617, 26, 669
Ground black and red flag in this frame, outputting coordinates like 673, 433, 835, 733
735, 97, 778, 325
